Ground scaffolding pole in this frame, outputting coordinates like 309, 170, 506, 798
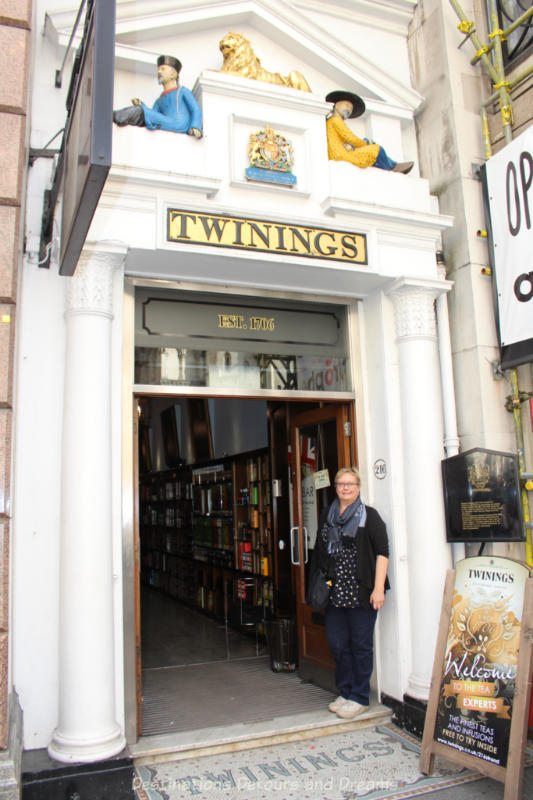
470, 6, 533, 65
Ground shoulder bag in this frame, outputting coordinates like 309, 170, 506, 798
306, 567, 332, 611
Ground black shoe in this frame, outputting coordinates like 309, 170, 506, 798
113, 105, 145, 127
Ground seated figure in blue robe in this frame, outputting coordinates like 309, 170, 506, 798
113, 55, 202, 138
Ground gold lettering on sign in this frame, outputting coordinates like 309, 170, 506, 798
218, 314, 246, 329
460, 501, 502, 530
167, 209, 367, 265
217, 314, 276, 332
249, 317, 275, 331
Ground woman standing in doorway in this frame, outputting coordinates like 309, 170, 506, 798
309, 467, 389, 719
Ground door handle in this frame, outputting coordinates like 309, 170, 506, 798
289, 526, 300, 564
303, 527, 309, 564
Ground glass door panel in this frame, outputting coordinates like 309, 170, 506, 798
290, 404, 354, 687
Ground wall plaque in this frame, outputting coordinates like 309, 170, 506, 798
442, 447, 524, 543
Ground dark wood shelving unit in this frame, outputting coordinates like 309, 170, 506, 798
139, 448, 274, 626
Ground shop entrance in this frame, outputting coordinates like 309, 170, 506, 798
133, 396, 355, 737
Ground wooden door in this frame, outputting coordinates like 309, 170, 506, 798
289, 404, 354, 689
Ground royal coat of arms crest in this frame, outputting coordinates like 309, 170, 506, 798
245, 126, 296, 186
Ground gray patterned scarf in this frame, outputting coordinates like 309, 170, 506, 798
326, 496, 366, 555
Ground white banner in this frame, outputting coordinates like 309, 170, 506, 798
485, 128, 533, 355
301, 475, 318, 548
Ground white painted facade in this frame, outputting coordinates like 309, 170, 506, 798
10, 0, 528, 764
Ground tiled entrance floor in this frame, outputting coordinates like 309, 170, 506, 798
141, 588, 342, 736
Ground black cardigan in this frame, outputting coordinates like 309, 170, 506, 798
308, 504, 390, 608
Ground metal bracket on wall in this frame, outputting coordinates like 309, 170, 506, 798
28, 148, 60, 167
491, 361, 505, 381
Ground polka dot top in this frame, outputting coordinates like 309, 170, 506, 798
319, 526, 359, 607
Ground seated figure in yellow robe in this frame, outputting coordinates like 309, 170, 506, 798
325, 90, 413, 174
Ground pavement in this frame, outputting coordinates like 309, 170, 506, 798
416, 770, 533, 799
133, 721, 533, 800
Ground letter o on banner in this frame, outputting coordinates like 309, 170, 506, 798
514, 272, 533, 303
506, 162, 521, 237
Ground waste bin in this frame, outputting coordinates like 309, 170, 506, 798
264, 618, 297, 672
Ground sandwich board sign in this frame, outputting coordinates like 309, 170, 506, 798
420, 557, 533, 800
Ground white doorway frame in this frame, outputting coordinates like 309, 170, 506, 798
121, 278, 360, 743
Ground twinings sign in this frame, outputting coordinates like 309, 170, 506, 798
432, 556, 529, 768
167, 209, 367, 265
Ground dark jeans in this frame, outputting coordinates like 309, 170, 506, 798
325, 604, 377, 705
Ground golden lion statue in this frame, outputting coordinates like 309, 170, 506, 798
219, 32, 311, 92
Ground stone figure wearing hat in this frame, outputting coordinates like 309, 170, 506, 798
113, 56, 202, 137
325, 90, 413, 174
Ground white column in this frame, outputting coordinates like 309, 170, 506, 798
49, 250, 125, 763
388, 278, 453, 701
436, 262, 465, 564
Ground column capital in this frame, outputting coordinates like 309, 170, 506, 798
66, 248, 126, 319
387, 278, 451, 342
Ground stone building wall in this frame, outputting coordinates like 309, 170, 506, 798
0, 0, 32, 751
408, 0, 532, 559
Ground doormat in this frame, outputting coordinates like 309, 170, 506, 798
134, 723, 532, 800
